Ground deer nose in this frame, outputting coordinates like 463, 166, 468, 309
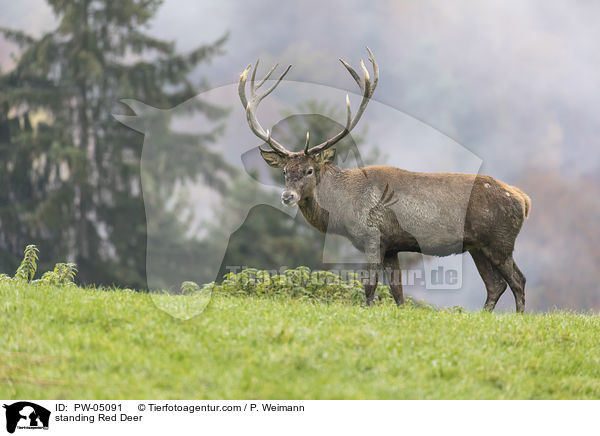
281, 191, 298, 205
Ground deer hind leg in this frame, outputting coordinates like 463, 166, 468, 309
470, 249, 507, 312
364, 272, 378, 306
383, 252, 404, 306
481, 249, 526, 313
504, 258, 526, 313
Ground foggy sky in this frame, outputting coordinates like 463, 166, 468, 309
4, 1, 599, 175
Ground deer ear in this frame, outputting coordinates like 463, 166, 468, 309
259, 149, 287, 168
318, 148, 336, 164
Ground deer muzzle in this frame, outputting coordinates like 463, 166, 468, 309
281, 190, 299, 206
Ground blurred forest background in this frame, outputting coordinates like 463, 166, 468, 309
1, 0, 599, 311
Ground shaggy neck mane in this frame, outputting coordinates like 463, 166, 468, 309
297, 164, 345, 234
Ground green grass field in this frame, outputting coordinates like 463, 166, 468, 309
1, 280, 600, 399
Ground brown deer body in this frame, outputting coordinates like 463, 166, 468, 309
239, 49, 530, 312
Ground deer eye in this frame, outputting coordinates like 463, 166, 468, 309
306, 168, 314, 175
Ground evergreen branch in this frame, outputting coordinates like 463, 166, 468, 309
0, 27, 36, 47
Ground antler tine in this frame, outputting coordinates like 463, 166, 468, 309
339, 59, 364, 94
256, 63, 278, 90
304, 131, 310, 154
306, 48, 379, 155
359, 59, 371, 100
238, 64, 252, 109
366, 46, 379, 95
258, 64, 292, 103
250, 59, 259, 93
258, 129, 275, 153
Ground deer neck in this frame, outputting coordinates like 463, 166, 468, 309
297, 165, 345, 234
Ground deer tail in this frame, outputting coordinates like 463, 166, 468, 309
509, 186, 531, 219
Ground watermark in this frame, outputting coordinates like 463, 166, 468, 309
114, 62, 481, 319
3, 402, 51, 434
224, 265, 460, 288
0, 400, 592, 435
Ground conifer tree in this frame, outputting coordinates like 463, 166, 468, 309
0, 0, 228, 287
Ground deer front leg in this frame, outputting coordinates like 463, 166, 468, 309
364, 266, 379, 306
360, 183, 397, 306
363, 239, 382, 306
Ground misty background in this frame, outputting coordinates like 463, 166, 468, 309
1, 0, 599, 311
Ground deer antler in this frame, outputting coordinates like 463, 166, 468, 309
238, 48, 378, 156
238, 60, 292, 156
306, 47, 378, 155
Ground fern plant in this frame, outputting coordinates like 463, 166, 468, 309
40, 263, 78, 286
14, 245, 39, 282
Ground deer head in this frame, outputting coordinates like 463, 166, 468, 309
239, 48, 378, 206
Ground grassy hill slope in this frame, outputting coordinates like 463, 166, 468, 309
1, 281, 599, 399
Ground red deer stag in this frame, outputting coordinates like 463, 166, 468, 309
238, 48, 531, 312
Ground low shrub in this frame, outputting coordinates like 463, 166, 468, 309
207, 266, 432, 308
3, 244, 77, 287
